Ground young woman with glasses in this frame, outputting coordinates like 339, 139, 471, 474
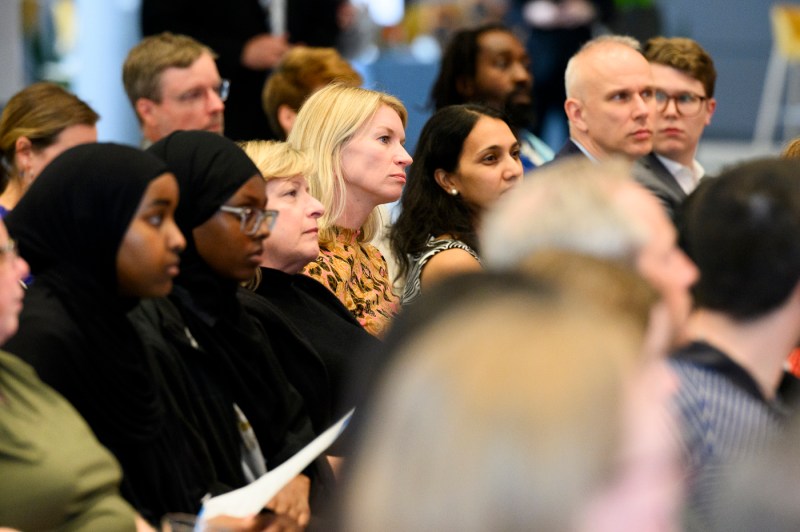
133, 130, 330, 529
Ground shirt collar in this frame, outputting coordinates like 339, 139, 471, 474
671, 340, 800, 416
655, 154, 705, 194
570, 138, 598, 162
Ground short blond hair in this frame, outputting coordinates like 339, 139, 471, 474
238, 140, 313, 182
286, 84, 407, 244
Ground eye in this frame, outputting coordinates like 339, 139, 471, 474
178, 88, 205, 103
482, 153, 498, 164
146, 213, 164, 227
283, 188, 298, 198
610, 91, 632, 102
510, 147, 521, 160
378, 135, 390, 144
640, 89, 654, 101
677, 93, 697, 104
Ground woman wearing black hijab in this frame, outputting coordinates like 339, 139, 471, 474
133, 130, 327, 528
0, 143, 226, 525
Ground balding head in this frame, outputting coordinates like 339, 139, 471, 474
563, 36, 655, 161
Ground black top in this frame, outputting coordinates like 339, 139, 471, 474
143, 131, 321, 476
239, 267, 382, 434
3, 143, 220, 524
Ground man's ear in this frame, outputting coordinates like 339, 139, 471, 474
704, 98, 717, 127
277, 104, 297, 137
564, 97, 588, 132
135, 98, 157, 126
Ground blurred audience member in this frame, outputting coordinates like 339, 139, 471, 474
262, 46, 362, 141
641, 37, 717, 213
0, 82, 98, 214
482, 156, 698, 347
123, 32, 227, 146
673, 158, 800, 530
430, 24, 553, 170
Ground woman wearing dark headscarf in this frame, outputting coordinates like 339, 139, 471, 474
133, 130, 327, 528
1, 143, 224, 525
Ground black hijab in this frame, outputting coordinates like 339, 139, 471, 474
147, 131, 316, 467
4, 143, 216, 522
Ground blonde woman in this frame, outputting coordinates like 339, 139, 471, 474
287, 84, 412, 337
239, 140, 381, 433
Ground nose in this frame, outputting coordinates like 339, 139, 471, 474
396, 145, 412, 167
207, 88, 225, 113
512, 62, 532, 85
308, 197, 325, 219
252, 216, 271, 241
678, 250, 699, 287
662, 97, 680, 117
15, 255, 29, 282
504, 155, 524, 182
167, 220, 187, 254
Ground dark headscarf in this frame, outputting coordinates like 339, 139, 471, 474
7, 142, 165, 289
4, 143, 216, 523
146, 130, 318, 471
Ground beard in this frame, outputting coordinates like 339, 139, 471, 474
504, 98, 537, 132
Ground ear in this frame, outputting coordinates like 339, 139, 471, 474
434, 168, 458, 194
277, 104, 297, 136
564, 97, 588, 132
704, 98, 717, 126
135, 98, 158, 127
14, 136, 33, 174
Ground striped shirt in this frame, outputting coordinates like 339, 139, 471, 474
669, 341, 800, 530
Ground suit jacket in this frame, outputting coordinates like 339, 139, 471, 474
549, 140, 684, 222
633, 153, 686, 222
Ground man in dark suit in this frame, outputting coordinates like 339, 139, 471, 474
642, 37, 717, 213
553, 35, 688, 220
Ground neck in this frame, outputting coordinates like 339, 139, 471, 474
0, 180, 24, 211
337, 193, 373, 231
686, 307, 800, 399
658, 150, 696, 169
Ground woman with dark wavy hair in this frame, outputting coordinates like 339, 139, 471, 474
390, 104, 523, 305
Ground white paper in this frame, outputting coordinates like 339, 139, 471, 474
200, 409, 354, 520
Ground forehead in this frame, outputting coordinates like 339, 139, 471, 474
462, 116, 516, 153
159, 52, 220, 93
477, 30, 526, 58
650, 63, 706, 94
584, 45, 652, 91
356, 105, 404, 135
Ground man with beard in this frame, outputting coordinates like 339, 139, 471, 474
430, 24, 554, 171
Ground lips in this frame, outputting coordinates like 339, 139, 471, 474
632, 129, 652, 140
390, 173, 406, 184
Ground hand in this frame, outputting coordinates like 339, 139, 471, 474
264, 474, 311, 528
204, 513, 302, 532
241, 34, 290, 70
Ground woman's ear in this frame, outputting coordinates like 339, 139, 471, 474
434, 169, 458, 195
13, 136, 33, 177
277, 104, 297, 137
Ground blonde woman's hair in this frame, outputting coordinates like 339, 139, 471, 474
238, 139, 313, 182
286, 83, 407, 245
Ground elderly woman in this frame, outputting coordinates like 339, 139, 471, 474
239, 140, 381, 434
287, 84, 412, 337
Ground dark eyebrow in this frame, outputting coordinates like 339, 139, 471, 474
145, 198, 174, 208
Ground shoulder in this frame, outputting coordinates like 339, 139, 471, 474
420, 246, 482, 290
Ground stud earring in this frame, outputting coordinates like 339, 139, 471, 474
449, 188, 459, 196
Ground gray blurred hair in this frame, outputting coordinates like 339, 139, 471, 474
481, 156, 648, 270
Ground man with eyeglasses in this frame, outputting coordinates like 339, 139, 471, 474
641, 37, 717, 214
123, 32, 230, 147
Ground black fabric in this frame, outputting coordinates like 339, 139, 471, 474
145, 131, 322, 474
241, 268, 382, 432
2, 143, 219, 524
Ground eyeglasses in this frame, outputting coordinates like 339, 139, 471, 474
654, 90, 708, 117
0, 239, 18, 265
173, 79, 230, 105
219, 205, 278, 235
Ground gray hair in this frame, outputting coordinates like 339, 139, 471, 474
481, 157, 648, 270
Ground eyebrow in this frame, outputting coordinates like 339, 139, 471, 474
145, 198, 175, 208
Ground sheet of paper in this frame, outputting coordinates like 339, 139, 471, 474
200, 409, 354, 520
